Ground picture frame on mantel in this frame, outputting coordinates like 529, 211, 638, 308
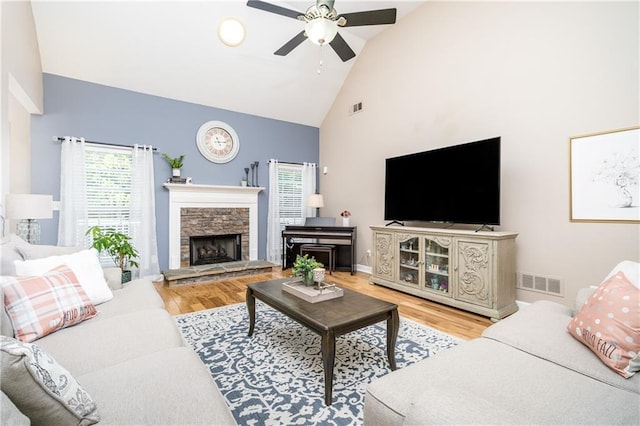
569, 126, 640, 223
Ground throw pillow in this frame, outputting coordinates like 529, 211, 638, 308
0, 335, 100, 425
567, 271, 640, 378
12, 233, 82, 261
2, 265, 98, 343
14, 248, 113, 305
1, 235, 24, 276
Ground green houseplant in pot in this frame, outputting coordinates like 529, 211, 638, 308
86, 226, 139, 283
162, 153, 185, 177
292, 254, 323, 286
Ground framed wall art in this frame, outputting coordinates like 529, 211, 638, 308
569, 126, 639, 223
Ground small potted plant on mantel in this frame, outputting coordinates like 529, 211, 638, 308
86, 226, 139, 284
162, 153, 185, 178
292, 254, 323, 286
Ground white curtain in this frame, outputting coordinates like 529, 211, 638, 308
58, 137, 89, 247
129, 145, 160, 279
266, 159, 281, 264
302, 162, 318, 218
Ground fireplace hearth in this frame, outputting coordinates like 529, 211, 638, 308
190, 234, 241, 266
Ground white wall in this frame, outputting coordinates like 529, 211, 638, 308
320, 1, 639, 307
0, 0, 43, 236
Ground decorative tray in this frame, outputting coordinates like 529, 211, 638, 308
282, 279, 344, 303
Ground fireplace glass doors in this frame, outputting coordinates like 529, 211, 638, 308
189, 234, 242, 266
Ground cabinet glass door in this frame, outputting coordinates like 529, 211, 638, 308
423, 237, 450, 294
398, 236, 419, 287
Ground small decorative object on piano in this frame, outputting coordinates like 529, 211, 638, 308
340, 210, 351, 227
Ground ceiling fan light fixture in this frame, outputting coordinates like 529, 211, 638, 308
218, 17, 246, 47
305, 18, 338, 46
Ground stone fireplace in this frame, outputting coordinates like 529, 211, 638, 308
164, 183, 263, 270
180, 206, 248, 267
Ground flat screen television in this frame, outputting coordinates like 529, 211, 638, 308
384, 137, 501, 226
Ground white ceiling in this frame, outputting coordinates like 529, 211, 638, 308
30, 1, 426, 127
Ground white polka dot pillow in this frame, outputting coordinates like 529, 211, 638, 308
567, 270, 640, 378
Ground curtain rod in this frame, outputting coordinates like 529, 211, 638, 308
268, 160, 310, 166
54, 136, 158, 151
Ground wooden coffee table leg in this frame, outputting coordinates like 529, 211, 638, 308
321, 329, 336, 406
246, 287, 256, 337
387, 308, 399, 370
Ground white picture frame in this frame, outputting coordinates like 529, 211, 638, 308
569, 126, 640, 223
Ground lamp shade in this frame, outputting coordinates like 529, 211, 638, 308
5, 194, 53, 220
308, 194, 325, 208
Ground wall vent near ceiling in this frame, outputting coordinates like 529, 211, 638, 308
517, 272, 563, 297
348, 101, 363, 115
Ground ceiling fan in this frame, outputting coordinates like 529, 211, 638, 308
247, 0, 397, 62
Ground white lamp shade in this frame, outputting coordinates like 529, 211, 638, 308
5, 194, 53, 220
305, 18, 338, 45
308, 194, 325, 208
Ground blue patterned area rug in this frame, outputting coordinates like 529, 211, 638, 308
175, 301, 461, 425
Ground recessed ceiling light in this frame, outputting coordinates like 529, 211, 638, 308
218, 17, 246, 47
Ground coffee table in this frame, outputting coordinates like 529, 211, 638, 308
246, 278, 399, 406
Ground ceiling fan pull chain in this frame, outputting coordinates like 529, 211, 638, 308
317, 45, 324, 75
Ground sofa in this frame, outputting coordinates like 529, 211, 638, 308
364, 260, 640, 425
1, 235, 235, 425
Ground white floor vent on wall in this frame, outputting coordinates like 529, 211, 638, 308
517, 272, 563, 296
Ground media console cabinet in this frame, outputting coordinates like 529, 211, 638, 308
370, 225, 519, 320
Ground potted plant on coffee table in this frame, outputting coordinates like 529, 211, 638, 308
292, 254, 323, 286
86, 226, 140, 283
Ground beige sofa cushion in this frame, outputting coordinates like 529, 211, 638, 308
78, 347, 236, 425
35, 308, 184, 376
1, 390, 30, 425
483, 300, 640, 394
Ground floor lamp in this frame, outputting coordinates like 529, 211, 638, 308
5, 194, 53, 244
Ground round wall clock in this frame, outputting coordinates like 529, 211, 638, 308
196, 120, 240, 163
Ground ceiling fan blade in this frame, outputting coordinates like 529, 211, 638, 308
246, 0, 302, 20
340, 8, 397, 27
329, 32, 356, 62
274, 31, 307, 56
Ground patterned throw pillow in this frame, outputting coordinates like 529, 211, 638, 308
2, 265, 98, 342
0, 335, 100, 425
567, 271, 640, 378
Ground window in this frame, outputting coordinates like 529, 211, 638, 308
85, 145, 132, 262
277, 163, 305, 229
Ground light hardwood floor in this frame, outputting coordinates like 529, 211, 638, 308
154, 268, 493, 340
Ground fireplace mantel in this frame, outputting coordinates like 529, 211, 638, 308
164, 183, 264, 269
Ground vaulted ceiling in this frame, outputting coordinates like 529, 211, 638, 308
31, 1, 425, 127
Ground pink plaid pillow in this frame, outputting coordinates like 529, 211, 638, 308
2, 265, 98, 342
567, 271, 640, 378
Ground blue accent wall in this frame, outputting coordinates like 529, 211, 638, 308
31, 74, 319, 270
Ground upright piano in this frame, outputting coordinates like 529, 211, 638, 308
282, 225, 357, 275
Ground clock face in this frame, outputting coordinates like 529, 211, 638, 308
196, 121, 240, 163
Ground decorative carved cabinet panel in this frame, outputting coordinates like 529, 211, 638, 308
371, 226, 518, 320
372, 231, 394, 282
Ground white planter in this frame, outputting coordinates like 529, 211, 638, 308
172, 168, 181, 177
342, 217, 350, 227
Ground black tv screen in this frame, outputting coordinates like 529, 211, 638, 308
384, 137, 501, 225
